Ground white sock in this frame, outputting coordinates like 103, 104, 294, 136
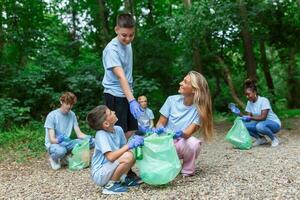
120, 174, 127, 182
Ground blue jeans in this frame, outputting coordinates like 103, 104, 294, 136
48, 138, 95, 162
243, 120, 280, 140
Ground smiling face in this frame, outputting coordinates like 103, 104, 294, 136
138, 96, 148, 109
178, 75, 194, 96
115, 26, 135, 45
104, 108, 118, 127
245, 88, 257, 102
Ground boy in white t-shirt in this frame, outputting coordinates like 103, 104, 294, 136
137, 95, 154, 129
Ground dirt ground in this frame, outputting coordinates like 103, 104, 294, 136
1, 118, 300, 200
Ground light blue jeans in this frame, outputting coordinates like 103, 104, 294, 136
48, 138, 95, 162
243, 120, 281, 141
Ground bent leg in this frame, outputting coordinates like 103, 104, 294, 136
174, 137, 202, 176
256, 120, 281, 141
48, 144, 67, 162
243, 121, 260, 138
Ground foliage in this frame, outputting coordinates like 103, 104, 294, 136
0, 98, 31, 130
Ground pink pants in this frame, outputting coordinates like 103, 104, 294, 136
174, 136, 202, 176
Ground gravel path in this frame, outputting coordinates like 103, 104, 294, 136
1, 118, 300, 199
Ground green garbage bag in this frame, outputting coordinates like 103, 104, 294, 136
68, 139, 90, 170
225, 117, 252, 150
136, 133, 181, 185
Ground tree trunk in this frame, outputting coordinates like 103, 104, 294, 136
259, 41, 275, 97
287, 49, 300, 108
216, 56, 245, 108
182, 0, 203, 73
238, 0, 257, 81
70, 0, 80, 61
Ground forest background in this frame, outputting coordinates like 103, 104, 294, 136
0, 0, 299, 160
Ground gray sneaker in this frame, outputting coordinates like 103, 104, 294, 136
253, 137, 268, 147
271, 136, 279, 147
49, 157, 61, 170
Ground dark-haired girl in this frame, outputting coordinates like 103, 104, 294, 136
231, 79, 281, 147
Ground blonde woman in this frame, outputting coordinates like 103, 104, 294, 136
156, 71, 214, 177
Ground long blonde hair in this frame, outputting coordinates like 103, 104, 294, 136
188, 71, 214, 141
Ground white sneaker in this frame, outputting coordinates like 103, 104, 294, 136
253, 137, 268, 147
49, 157, 61, 170
271, 137, 279, 147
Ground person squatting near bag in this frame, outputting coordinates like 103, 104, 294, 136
44, 92, 95, 170
229, 79, 281, 147
86, 105, 144, 195
140, 70, 214, 177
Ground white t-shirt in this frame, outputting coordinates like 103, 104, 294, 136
137, 107, 154, 128
245, 96, 281, 126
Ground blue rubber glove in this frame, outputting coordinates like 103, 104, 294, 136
138, 126, 153, 134
241, 115, 251, 122
129, 99, 144, 119
153, 127, 165, 135
228, 103, 240, 115
173, 130, 183, 139
128, 136, 144, 150
57, 135, 65, 143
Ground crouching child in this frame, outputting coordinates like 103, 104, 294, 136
86, 105, 143, 195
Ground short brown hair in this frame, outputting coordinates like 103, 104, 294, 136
117, 13, 135, 28
60, 92, 77, 105
86, 105, 108, 131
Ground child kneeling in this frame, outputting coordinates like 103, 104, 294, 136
87, 105, 144, 195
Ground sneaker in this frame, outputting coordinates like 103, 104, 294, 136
253, 137, 268, 147
271, 136, 279, 147
102, 182, 128, 194
49, 157, 61, 170
60, 156, 69, 166
127, 170, 143, 184
122, 176, 141, 187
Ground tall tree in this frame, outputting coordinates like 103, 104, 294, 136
238, 0, 257, 81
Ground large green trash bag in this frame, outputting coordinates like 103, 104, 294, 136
68, 139, 90, 170
225, 117, 252, 150
136, 133, 181, 185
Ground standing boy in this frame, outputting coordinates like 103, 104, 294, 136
102, 13, 143, 139
87, 105, 144, 194
44, 92, 95, 170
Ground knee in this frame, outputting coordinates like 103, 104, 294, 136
186, 137, 201, 153
121, 151, 134, 164
256, 123, 265, 132
49, 144, 67, 157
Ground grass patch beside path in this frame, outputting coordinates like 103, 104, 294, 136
0, 121, 45, 163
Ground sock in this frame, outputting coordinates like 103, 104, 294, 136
120, 174, 127, 182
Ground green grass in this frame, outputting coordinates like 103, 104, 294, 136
0, 121, 45, 162
277, 109, 300, 119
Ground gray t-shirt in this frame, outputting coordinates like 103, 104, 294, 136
159, 95, 200, 132
102, 37, 133, 97
91, 126, 127, 177
137, 107, 154, 128
44, 108, 78, 149
245, 96, 281, 126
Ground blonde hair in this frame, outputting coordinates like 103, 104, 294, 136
188, 71, 214, 141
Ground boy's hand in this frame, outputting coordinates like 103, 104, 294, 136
129, 99, 144, 119
228, 103, 240, 115
128, 135, 144, 149
173, 130, 183, 139
57, 135, 65, 143
153, 127, 165, 135
241, 115, 251, 122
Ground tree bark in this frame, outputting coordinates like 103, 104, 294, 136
216, 56, 245, 108
238, 0, 257, 81
259, 41, 275, 97
287, 49, 300, 108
